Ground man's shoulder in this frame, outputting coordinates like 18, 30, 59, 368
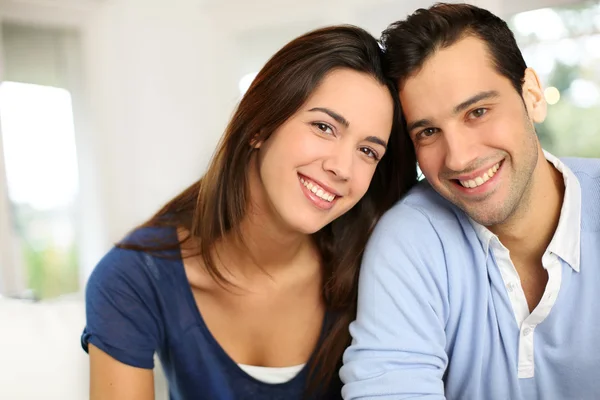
391, 180, 464, 221
562, 156, 600, 231
373, 180, 469, 241
561, 156, 600, 205
365, 181, 479, 284
561, 156, 600, 178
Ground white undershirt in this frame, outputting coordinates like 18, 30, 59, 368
237, 363, 305, 384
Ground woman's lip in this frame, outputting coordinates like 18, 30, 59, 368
297, 173, 343, 197
299, 178, 338, 210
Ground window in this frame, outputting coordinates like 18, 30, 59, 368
510, 2, 600, 158
0, 22, 86, 299
0, 82, 80, 299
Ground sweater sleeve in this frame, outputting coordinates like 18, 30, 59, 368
340, 203, 449, 399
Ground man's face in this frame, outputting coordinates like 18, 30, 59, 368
399, 36, 547, 227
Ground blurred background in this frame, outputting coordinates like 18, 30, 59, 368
0, 0, 600, 299
2, 0, 598, 302
0, 0, 598, 398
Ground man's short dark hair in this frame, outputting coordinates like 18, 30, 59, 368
381, 2, 528, 95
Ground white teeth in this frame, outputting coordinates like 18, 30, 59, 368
459, 162, 501, 189
299, 176, 336, 202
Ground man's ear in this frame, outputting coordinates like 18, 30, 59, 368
521, 67, 547, 124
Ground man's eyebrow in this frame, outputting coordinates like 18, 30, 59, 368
406, 90, 500, 133
365, 136, 387, 149
308, 107, 349, 128
407, 118, 433, 133
453, 90, 500, 114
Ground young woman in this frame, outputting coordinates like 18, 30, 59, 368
82, 25, 417, 400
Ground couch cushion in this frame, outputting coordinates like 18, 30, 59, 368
0, 294, 168, 400
0, 295, 89, 400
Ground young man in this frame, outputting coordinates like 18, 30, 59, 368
340, 3, 600, 400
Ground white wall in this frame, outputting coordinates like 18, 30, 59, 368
0, 20, 22, 296
0, 0, 583, 282
80, 0, 240, 273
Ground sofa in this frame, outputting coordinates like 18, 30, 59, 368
0, 294, 168, 400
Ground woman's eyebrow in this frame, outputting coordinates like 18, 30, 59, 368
308, 107, 350, 128
364, 136, 387, 148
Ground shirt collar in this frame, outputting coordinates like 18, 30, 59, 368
544, 150, 581, 272
468, 150, 581, 272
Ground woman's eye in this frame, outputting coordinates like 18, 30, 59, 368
360, 147, 379, 161
313, 122, 334, 135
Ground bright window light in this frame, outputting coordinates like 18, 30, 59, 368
0, 81, 80, 299
0, 81, 79, 210
544, 86, 561, 105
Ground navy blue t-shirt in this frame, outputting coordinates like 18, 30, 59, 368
81, 227, 341, 400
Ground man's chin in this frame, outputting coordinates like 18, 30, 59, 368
464, 207, 510, 227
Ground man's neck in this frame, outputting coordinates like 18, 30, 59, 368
490, 153, 565, 265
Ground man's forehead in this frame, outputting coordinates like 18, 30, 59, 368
399, 41, 504, 112
403, 37, 496, 83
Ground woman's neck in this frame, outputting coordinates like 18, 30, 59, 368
217, 153, 318, 279
226, 209, 314, 274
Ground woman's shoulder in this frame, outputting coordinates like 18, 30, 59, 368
88, 225, 182, 292
82, 225, 182, 369
119, 224, 179, 249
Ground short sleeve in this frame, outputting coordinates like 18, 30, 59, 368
81, 245, 164, 369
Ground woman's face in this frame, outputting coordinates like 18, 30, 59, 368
252, 68, 394, 235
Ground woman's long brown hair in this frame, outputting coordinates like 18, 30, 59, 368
120, 25, 417, 395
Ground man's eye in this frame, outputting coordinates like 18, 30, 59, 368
470, 108, 488, 118
416, 127, 439, 140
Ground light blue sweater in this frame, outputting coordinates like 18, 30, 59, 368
341, 156, 600, 399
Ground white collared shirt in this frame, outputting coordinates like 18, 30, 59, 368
468, 150, 582, 378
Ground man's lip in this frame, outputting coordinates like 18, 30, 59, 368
298, 173, 343, 197
450, 160, 503, 195
451, 160, 503, 182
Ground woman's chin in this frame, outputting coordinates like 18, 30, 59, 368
285, 217, 331, 236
